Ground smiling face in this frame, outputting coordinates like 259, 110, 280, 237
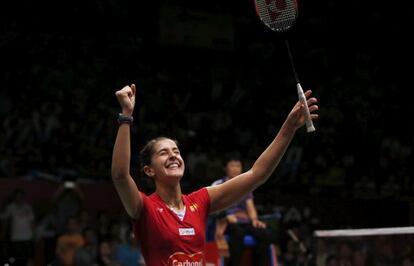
143, 138, 185, 185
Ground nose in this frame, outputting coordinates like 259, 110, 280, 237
168, 151, 177, 160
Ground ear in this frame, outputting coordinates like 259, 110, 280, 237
143, 166, 155, 177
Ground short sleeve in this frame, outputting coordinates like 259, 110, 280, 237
188, 187, 211, 219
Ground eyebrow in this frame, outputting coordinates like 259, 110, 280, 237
156, 147, 179, 154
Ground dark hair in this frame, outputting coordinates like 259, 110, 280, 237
139, 136, 179, 177
223, 151, 242, 166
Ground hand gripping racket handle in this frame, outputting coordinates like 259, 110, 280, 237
297, 83, 316, 132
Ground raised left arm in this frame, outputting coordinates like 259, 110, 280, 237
207, 90, 318, 213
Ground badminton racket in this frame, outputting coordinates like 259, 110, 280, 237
254, 0, 315, 132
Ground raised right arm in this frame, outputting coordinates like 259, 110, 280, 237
111, 84, 143, 219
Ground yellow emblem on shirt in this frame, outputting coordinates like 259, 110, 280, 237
189, 203, 199, 212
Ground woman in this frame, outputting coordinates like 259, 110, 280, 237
111, 84, 318, 265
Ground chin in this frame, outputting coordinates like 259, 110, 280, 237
166, 170, 184, 179
173, 172, 184, 179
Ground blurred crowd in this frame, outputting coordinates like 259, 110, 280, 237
313, 235, 414, 266
0, 186, 145, 266
0, 29, 412, 200
2, 184, 414, 266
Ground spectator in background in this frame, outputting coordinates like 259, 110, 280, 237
117, 210, 131, 243
2, 189, 35, 265
55, 216, 84, 266
77, 208, 92, 232
337, 241, 353, 266
53, 182, 84, 234
113, 228, 145, 266
279, 238, 299, 266
107, 220, 122, 252
96, 239, 120, 266
353, 250, 366, 266
74, 226, 98, 266
96, 210, 111, 243
35, 205, 59, 265
325, 256, 339, 266
211, 154, 274, 266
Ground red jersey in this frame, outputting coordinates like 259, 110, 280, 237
133, 187, 211, 266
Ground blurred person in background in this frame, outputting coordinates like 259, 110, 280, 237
2, 189, 35, 265
211, 153, 273, 266
74, 226, 98, 266
53, 182, 84, 234
96, 239, 120, 266
54, 215, 84, 266
113, 228, 145, 266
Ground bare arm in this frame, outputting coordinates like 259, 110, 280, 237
245, 198, 259, 221
111, 84, 143, 219
208, 90, 318, 213
246, 198, 267, 228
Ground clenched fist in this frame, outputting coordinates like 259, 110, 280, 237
115, 84, 136, 116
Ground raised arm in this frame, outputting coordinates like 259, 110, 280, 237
111, 84, 143, 219
208, 90, 318, 213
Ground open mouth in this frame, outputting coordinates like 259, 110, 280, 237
166, 162, 180, 169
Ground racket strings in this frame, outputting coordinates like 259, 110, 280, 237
255, 0, 298, 32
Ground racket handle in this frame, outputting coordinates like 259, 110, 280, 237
296, 83, 316, 133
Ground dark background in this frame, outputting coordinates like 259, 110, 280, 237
1, 0, 413, 229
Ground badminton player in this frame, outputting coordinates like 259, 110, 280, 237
111, 83, 318, 265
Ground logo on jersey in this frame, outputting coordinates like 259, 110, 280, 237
168, 252, 203, 266
189, 203, 199, 212
179, 228, 195, 236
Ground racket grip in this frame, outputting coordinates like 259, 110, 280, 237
296, 83, 316, 133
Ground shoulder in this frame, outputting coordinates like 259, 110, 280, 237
186, 187, 210, 209
187, 187, 209, 199
141, 192, 162, 208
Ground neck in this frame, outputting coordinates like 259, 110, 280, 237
166, 198, 183, 210
156, 183, 183, 209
